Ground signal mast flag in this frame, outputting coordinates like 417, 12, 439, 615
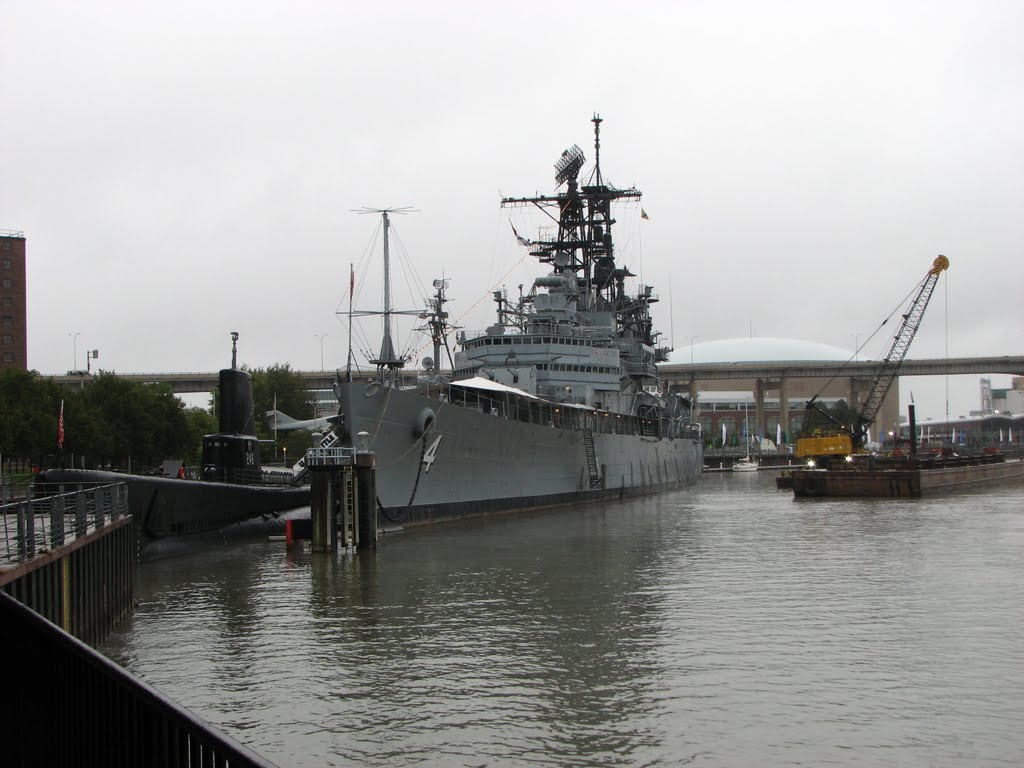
58, 399, 64, 449
640, 208, 650, 220
510, 222, 532, 247
350, 264, 355, 298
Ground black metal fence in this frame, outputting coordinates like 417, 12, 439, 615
1, 590, 278, 768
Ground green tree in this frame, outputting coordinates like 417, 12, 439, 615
0, 368, 64, 460
183, 406, 217, 464
78, 374, 194, 469
247, 364, 315, 441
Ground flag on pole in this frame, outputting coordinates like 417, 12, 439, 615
510, 222, 531, 247
640, 209, 650, 221
58, 399, 65, 449
777, 422, 782, 446
350, 264, 355, 299
722, 422, 726, 447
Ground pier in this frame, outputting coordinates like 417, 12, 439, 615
2, 480, 134, 645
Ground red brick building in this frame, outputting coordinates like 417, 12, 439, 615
1, 230, 27, 370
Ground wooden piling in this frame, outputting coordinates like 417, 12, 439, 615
355, 451, 377, 550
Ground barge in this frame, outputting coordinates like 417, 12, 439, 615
790, 453, 1024, 498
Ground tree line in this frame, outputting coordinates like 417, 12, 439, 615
0, 364, 316, 472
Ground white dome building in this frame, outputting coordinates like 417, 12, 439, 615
664, 337, 862, 366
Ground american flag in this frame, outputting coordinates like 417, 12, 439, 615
58, 399, 65, 448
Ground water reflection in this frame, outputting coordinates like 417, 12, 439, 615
104, 475, 1024, 767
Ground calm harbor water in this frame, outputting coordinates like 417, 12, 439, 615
101, 473, 1024, 767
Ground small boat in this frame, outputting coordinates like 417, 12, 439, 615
733, 401, 759, 471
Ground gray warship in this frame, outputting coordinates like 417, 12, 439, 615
332, 116, 703, 525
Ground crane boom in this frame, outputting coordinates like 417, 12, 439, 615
854, 255, 949, 439
795, 255, 949, 464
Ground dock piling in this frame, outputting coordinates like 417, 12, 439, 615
305, 438, 376, 553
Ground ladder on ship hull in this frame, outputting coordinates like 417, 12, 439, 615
583, 429, 603, 489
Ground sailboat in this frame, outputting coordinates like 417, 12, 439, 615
733, 400, 759, 472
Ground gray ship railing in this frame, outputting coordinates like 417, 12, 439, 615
1, 590, 277, 768
2, 480, 129, 565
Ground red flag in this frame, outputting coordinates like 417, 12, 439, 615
58, 399, 65, 448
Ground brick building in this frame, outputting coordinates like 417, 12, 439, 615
0, 230, 27, 370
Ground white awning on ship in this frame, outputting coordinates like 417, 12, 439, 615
450, 376, 596, 411
450, 376, 540, 399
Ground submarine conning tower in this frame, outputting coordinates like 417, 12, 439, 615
201, 331, 262, 481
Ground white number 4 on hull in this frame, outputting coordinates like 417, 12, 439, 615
422, 435, 443, 473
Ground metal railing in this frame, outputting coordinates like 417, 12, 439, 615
2, 480, 129, 566
1, 590, 277, 768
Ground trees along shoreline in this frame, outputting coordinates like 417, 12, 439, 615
0, 364, 314, 474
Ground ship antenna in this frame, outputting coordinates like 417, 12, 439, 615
592, 113, 603, 186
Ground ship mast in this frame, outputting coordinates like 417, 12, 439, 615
353, 206, 417, 378
417, 277, 457, 373
500, 115, 641, 312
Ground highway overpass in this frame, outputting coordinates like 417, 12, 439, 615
48, 356, 1024, 394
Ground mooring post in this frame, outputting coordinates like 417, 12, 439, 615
355, 446, 377, 550
310, 468, 337, 552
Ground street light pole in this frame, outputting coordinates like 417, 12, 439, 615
850, 333, 860, 361
316, 333, 328, 372
68, 331, 80, 371
689, 335, 698, 365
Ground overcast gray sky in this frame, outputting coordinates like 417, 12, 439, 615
2, 0, 1021, 420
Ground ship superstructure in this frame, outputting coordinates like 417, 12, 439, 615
453, 115, 687, 436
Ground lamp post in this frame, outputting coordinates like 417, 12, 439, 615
316, 333, 328, 372
68, 332, 80, 371
850, 333, 860, 362
689, 335, 698, 365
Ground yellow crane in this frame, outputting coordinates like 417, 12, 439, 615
795, 255, 949, 467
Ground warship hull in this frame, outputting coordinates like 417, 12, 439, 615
338, 381, 703, 526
